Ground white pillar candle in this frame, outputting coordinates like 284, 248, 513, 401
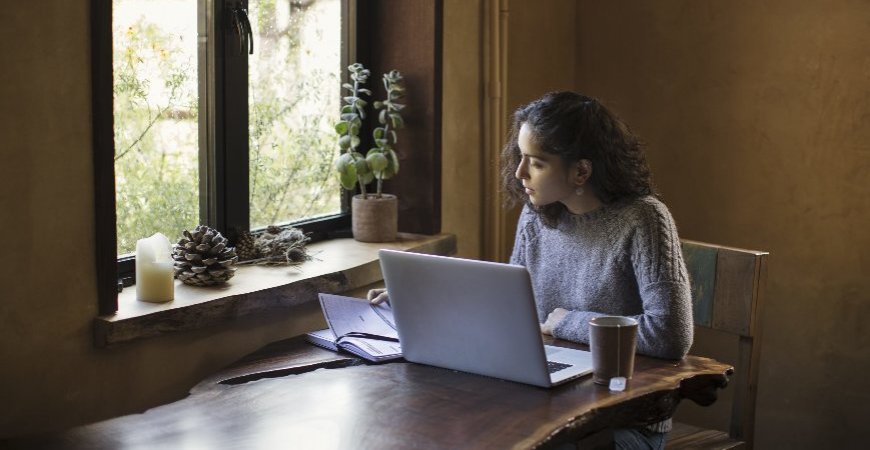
135, 233, 175, 303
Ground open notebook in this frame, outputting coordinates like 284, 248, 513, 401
305, 293, 402, 362
379, 250, 593, 388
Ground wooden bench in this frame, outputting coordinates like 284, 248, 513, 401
667, 240, 769, 450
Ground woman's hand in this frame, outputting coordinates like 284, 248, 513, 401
540, 308, 569, 335
367, 288, 390, 305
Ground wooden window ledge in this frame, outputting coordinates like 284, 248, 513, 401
94, 233, 457, 347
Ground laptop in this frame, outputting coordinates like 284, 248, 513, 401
379, 249, 593, 388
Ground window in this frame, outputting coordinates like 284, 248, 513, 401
110, 0, 352, 279
93, 0, 443, 316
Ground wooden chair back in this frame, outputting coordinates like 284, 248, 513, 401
668, 239, 769, 450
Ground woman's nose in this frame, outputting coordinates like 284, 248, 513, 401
515, 161, 527, 180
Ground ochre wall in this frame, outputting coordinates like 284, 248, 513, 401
499, 0, 579, 260
0, 0, 485, 437
574, 0, 870, 447
441, 0, 484, 259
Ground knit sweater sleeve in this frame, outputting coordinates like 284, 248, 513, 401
552, 199, 694, 360
625, 201, 694, 359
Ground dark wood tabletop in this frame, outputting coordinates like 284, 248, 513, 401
7, 336, 732, 449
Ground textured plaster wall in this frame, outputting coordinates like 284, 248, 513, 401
441, 0, 484, 259
574, 1, 870, 448
500, 0, 578, 259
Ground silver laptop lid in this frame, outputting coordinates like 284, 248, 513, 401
379, 249, 552, 387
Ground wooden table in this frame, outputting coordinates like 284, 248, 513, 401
9, 337, 732, 449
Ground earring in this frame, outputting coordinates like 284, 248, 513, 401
575, 186, 584, 196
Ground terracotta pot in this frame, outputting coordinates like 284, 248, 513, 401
352, 194, 398, 242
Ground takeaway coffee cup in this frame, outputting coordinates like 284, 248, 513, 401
589, 316, 638, 386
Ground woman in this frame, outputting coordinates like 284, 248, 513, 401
371, 91, 693, 448
503, 91, 693, 448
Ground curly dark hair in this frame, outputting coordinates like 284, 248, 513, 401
500, 91, 656, 226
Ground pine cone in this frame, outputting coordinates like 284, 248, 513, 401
173, 225, 238, 286
236, 230, 258, 261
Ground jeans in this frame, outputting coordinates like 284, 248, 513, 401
613, 427, 667, 450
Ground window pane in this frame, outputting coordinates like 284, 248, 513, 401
113, 0, 200, 256
248, 0, 343, 229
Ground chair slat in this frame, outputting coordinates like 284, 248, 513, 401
682, 242, 718, 328
712, 249, 760, 337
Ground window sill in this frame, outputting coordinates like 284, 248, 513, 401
94, 233, 456, 347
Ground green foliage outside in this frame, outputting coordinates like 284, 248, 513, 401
113, 15, 199, 256
248, 0, 341, 229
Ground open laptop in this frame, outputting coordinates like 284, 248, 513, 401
379, 249, 593, 388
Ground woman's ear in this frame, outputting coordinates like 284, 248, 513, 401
573, 159, 593, 186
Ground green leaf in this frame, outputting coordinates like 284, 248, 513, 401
334, 121, 349, 135
339, 164, 357, 190
342, 83, 354, 90
358, 88, 372, 95
355, 99, 367, 109
350, 122, 360, 136
355, 157, 371, 175
341, 113, 356, 121
335, 152, 354, 172
338, 135, 351, 149
373, 127, 384, 139
366, 151, 389, 172
390, 130, 398, 144
373, 101, 383, 109
359, 171, 375, 185
344, 96, 357, 104
351, 136, 361, 148
352, 151, 371, 175
382, 150, 399, 179
390, 113, 404, 129
375, 138, 388, 148
379, 109, 387, 124
341, 105, 353, 114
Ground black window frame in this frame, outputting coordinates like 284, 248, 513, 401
93, 0, 442, 316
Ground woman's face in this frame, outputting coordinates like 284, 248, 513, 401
514, 123, 577, 208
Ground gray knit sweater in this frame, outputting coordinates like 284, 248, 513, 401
510, 195, 693, 360
510, 196, 693, 433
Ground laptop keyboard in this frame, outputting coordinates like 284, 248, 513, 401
547, 361, 573, 374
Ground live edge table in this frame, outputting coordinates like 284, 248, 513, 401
12, 336, 732, 449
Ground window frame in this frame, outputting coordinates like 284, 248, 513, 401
93, 0, 442, 316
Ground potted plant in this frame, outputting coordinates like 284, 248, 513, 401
335, 64, 406, 242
